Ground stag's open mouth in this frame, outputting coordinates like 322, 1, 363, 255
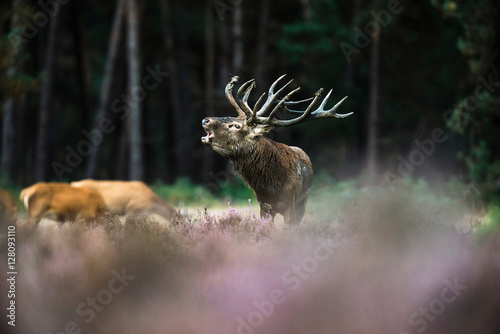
201, 130, 214, 144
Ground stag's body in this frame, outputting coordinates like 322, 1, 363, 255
202, 75, 351, 224
233, 135, 312, 222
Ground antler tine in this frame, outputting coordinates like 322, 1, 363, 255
253, 92, 267, 114
236, 79, 255, 117
283, 91, 351, 121
319, 89, 333, 109
265, 87, 301, 122
225, 76, 246, 117
267, 89, 324, 127
256, 74, 294, 116
247, 91, 267, 124
313, 93, 352, 118
283, 97, 315, 109
282, 88, 323, 114
260, 83, 352, 127
237, 79, 255, 100
330, 97, 352, 118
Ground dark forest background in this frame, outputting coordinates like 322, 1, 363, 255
0, 0, 498, 202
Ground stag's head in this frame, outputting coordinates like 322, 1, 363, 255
201, 75, 352, 157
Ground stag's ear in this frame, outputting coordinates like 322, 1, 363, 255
250, 124, 274, 137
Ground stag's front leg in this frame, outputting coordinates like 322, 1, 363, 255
291, 198, 307, 225
281, 195, 308, 225
259, 202, 275, 221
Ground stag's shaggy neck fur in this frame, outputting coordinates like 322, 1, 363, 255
230, 136, 297, 198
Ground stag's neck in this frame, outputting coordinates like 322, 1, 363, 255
230, 137, 294, 195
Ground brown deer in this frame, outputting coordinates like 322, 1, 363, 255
20, 182, 107, 223
201, 75, 352, 224
71, 179, 175, 220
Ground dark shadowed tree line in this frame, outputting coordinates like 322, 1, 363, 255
0, 0, 498, 200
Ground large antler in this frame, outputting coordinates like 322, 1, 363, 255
225, 76, 247, 117
225, 75, 353, 126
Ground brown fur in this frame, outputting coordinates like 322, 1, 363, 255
20, 182, 106, 222
0, 188, 18, 223
71, 180, 175, 219
202, 116, 313, 224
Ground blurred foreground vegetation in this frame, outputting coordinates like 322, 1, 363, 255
2, 175, 500, 334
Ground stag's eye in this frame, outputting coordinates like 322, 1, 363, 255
229, 124, 241, 130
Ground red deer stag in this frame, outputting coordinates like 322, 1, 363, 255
201, 75, 352, 224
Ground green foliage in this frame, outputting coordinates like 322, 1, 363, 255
308, 172, 480, 230
474, 205, 500, 240
466, 141, 499, 184
218, 178, 255, 205
0, 174, 23, 212
0, 4, 40, 107
278, 0, 468, 178
431, 0, 500, 199
152, 178, 218, 207
278, 0, 349, 81
152, 177, 255, 208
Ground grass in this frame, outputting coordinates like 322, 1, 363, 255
151, 177, 220, 208
474, 205, 500, 240
152, 177, 256, 209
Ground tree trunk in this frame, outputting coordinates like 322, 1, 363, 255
86, 0, 125, 178
70, 1, 91, 128
366, 30, 380, 182
158, 0, 192, 181
125, 0, 143, 180
1, 0, 25, 183
254, 0, 270, 87
117, 127, 129, 180
171, 22, 195, 180
202, 0, 216, 183
231, 3, 243, 74
218, 13, 230, 84
347, 0, 361, 87
35, 7, 62, 181
349, 0, 363, 175
1, 99, 19, 181
299, 0, 312, 21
